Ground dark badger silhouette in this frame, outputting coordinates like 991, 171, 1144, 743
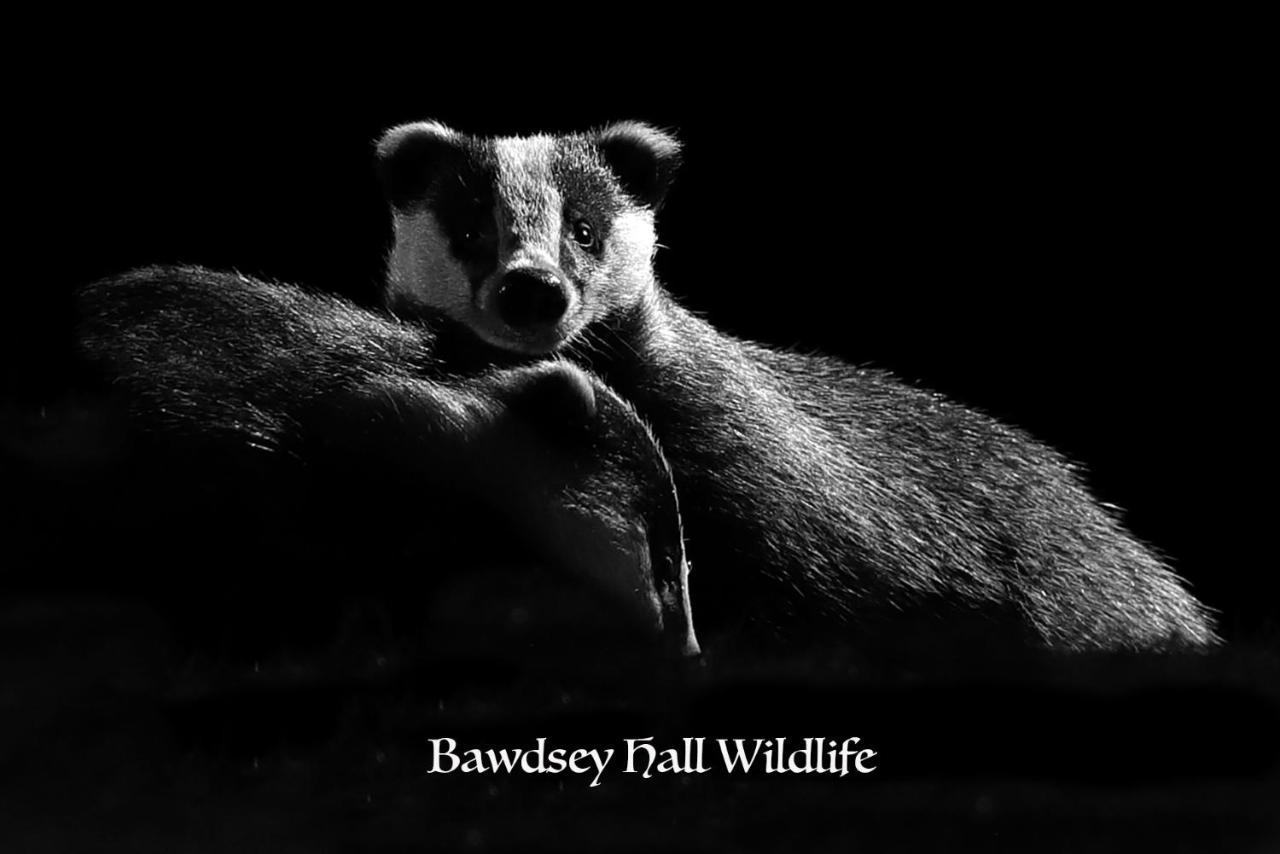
38, 266, 698, 658
376, 119, 1217, 656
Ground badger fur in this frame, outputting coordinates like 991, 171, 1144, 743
376, 120, 1218, 657
67, 265, 698, 657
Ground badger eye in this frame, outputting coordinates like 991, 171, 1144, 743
459, 205, 494, 247
571, 219, 596, 249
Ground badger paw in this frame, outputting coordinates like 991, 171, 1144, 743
495, 360, 599, 433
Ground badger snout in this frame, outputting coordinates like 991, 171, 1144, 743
493, 269, 571, 330
472, 266, 580, 355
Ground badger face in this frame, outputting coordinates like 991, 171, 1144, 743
378, 121, 680, 356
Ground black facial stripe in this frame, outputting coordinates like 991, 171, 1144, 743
422, 139, 500, 286
552, 138, 632, 246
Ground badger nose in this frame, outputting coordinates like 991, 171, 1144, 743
495, 270, 570, 329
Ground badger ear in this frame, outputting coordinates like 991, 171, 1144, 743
375, 120, 464, 210
593, 122, 681, 211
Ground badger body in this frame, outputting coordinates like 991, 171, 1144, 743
377, 121, 1218, 656
61, 265, 699, 657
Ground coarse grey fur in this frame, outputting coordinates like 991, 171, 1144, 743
73, 265, 698, 657
378, 120, 1218, 658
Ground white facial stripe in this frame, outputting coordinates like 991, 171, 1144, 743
610, 209, 657, 265
494, 136, 563, 266
386, 209, 471, 315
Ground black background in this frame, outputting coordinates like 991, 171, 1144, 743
6, 36, 1267, 633
2, 24, 1275, 851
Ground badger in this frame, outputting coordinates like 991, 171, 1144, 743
375, 119, 1218, 659
69, 265, 699, 658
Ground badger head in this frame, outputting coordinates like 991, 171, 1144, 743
377, 120, 680, 356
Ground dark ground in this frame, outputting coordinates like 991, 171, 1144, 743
0, 591, 1276, 852
2, 22, 1276, 853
